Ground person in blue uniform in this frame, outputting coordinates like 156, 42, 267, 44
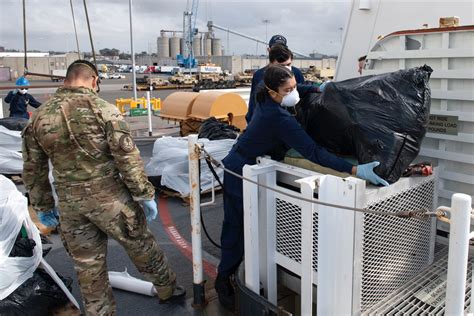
5, 77, 41, 119
215, 64, 389, 310
246, 35, 308, 123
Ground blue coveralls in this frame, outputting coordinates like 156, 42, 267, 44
218, 90, 354, 278
5, 91, 41, 119
245, 65, 305, 123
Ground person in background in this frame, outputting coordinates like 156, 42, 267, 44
4, 77, 41, 119
246, 34, 309, 123
215, 64, 389, 311
248, 44, 325, 160
358, 55, 367, 75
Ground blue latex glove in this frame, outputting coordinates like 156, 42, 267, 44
141, 199, 158, 222
38, 210, 59, 227
319, 80, 331, 92
356, 161, 390, 186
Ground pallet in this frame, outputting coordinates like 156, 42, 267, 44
154, 181, 223, 205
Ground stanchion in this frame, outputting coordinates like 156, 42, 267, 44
188, 134, 207, 308
445, 193, 472, 315
146, 91, 152, 136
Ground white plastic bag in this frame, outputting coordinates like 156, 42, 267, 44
0, 126, 22, 151
0, 175, 42, 300
145, 136, 235, 196
0, 126, 23, 174
0, 150, 23, 174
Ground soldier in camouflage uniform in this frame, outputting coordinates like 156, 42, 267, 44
22, 60, 185, 315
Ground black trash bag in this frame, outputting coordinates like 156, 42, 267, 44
0, 269, 72, 316
9, 233, 36, 258
0, 117, 29, 131
295, 65, 432, 183
198, 117, 240, 140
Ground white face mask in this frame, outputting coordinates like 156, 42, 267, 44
19, 89, 28, 94
284, 65, 292, 71
281, 88, 300, 107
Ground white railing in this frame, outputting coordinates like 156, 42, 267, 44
242, 158, 471, 315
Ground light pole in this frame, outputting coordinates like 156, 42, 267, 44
262, 19, 270, 41
129, 0, 137, 100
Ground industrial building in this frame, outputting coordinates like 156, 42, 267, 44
137, 53, 337, 77
151, 30, 337, 76
0, 52, 79, 81
157, 31, 222, 58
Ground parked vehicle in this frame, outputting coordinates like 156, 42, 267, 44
109, 73, 125, 79
50, 69, 67, 82
99, 72, 109, 80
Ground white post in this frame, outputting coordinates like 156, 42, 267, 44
300, 178, 317, 316
187, 134, 205, 307
445, 193, 471, 315
471, 262, 474, 314
264, 170, 277, 305
243, 164, 260, 294
317, 175, 360, 315
146, 91, 152, 136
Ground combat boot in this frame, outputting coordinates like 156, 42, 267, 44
215, 274, 235, 311
158, 285, 186, 304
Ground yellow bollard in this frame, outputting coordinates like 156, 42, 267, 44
115, 97, 160, 114
115, 98, 126, 114
152, 98, 161, 111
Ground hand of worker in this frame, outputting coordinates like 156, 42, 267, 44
13, 89, 18, 94
141, 199, 158, 222
356, 161, 390, 186
319, 81, 330, 92
38, 210, 59, 227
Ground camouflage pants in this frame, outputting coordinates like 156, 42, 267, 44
56, 177, 176, 316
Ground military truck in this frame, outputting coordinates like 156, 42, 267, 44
192, 72, 236, 91
123, 76, 169, 90
168, 74, 198, 85
302, 66, 322, 84
234, 71, 253, 85
147, 77, 169, 88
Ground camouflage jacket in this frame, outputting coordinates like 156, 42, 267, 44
22, 86, 154, 212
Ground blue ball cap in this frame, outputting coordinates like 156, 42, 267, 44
15, 76, 30, 87
269, 34, 287, 47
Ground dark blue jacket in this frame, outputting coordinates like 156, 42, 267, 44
5, 90, 41, 119
223, 94, 354, 198
246, 65, 305, 123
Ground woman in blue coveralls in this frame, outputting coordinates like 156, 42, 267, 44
215, 64, 389, 310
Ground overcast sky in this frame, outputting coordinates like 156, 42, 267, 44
0, 0, 351, 56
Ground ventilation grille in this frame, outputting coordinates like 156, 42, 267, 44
275, 198, 319, 271
360, 178, 436, 311
273, 178, 436, 313
363, 247, 472, 315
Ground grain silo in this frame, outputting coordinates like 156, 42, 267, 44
180, 38, 186, 55
203, 34, 212, 57
192, 35, 202, 56
169, 36, 181, 58
157, 35, 170, 58
212, 38, 222, 56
